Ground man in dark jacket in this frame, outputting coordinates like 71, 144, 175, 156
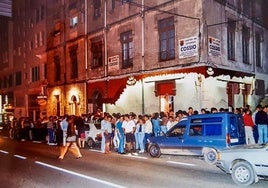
255, 105, 268, 144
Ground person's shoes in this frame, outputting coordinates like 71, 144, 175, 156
139, 150, 144, 153
126, 153, 132, 156
132, 152, 138, 156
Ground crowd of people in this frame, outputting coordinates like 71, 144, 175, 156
6, 104, 268, 159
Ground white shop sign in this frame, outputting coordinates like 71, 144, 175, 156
179, 36, 198, 59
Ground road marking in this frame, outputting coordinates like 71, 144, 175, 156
14, 155, 27, 160
32, 141, 42, 144
166, 160, 196, 167
89, 149, 103, 153
35, 161, 126, 188
123, 154, 148, 160
0, 150, 9, 154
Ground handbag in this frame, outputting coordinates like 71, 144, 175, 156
66, 135, 76, 142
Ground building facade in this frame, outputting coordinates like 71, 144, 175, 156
0, 0, 267, 120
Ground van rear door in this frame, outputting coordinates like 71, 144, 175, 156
227, 114, 246, 146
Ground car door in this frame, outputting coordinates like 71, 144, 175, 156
181, 124, 204, 156
160, 123, 186, 155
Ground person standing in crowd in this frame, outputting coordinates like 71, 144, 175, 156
58, 116, 82, 160
160, 111, 168, 135
242, 109, 255, 145
136, 117, 145, 153
55, 117, 63, 146
104, 115, 113, 154
187, 107, 194, 116
143, 114, 152, 147
47, 116, 56, 145
252, 105, 260, 143
100, 114, 108, 153
116, 115, 125, 154
255, 104, 268, 145
60, 115, 69, 146
75, 116, 86, 149
151, 112, 160, 136
122, 114, 137, 155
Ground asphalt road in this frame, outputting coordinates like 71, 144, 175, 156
0, 136, 267, 188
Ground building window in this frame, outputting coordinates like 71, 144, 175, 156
242, 0, 251, 17
69, 46, 78, 79
122, 0, 132, 4
35, 33, 39, 48
91, 38, 103, 68
93, 0, 101, 19
120, 30, 133, 68
54, 56, 61, 82
158, 17, 175, 61
111, 0, 115, 9
35, 8, 40, 23
70, 16, 78, 28
242, 26, 250, 64
8, 74, 12, 88
227, 19, 236, 60
40, 31, 44, 46
15, 71, 22, 86
255, 32, 261, 67
32, 66, 40, 82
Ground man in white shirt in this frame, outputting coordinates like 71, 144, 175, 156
122, 114, 137, 155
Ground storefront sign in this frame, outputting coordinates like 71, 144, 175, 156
179, 36, 198, 59
108, 55, 119, 72
208, 36, 221, 57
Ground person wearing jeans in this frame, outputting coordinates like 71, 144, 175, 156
255, 105, 268, 145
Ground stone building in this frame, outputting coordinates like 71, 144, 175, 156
0, 0, 267, 120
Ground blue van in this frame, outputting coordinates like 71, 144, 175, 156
147, 112, 246, 164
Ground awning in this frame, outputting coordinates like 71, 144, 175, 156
87, 78, 128, 104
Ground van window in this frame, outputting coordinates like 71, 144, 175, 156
229, 116, 238, 138
190, 117, 223, 136
168, 125, 186, 137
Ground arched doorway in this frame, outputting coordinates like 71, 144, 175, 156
70, 95, 79, 115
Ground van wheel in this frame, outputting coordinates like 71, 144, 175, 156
231, 161, 255, 186
87, 138, 95, 148
203, 148, 217, 165
148, 144, 161, 158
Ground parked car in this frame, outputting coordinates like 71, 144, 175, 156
216, 144, 268, 186
147, 112, 245, 164
84, 123, 102, 148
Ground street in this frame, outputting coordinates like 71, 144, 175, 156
0, 136, 267, 188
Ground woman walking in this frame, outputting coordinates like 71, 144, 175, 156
58, 116, 82, 159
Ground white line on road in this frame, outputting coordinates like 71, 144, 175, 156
14, 155, 27, 160
35, 161, 126, 188
0, 150, 9, 154
32, 141, 42, 144
123, 154, 148, 160
166, 160, 196, 167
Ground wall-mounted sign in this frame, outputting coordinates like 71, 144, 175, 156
179, 36, 198, 59
208, 36, 221, 57
108, 55, 119, 72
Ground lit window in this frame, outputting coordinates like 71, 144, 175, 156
70, 16, 78, 28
